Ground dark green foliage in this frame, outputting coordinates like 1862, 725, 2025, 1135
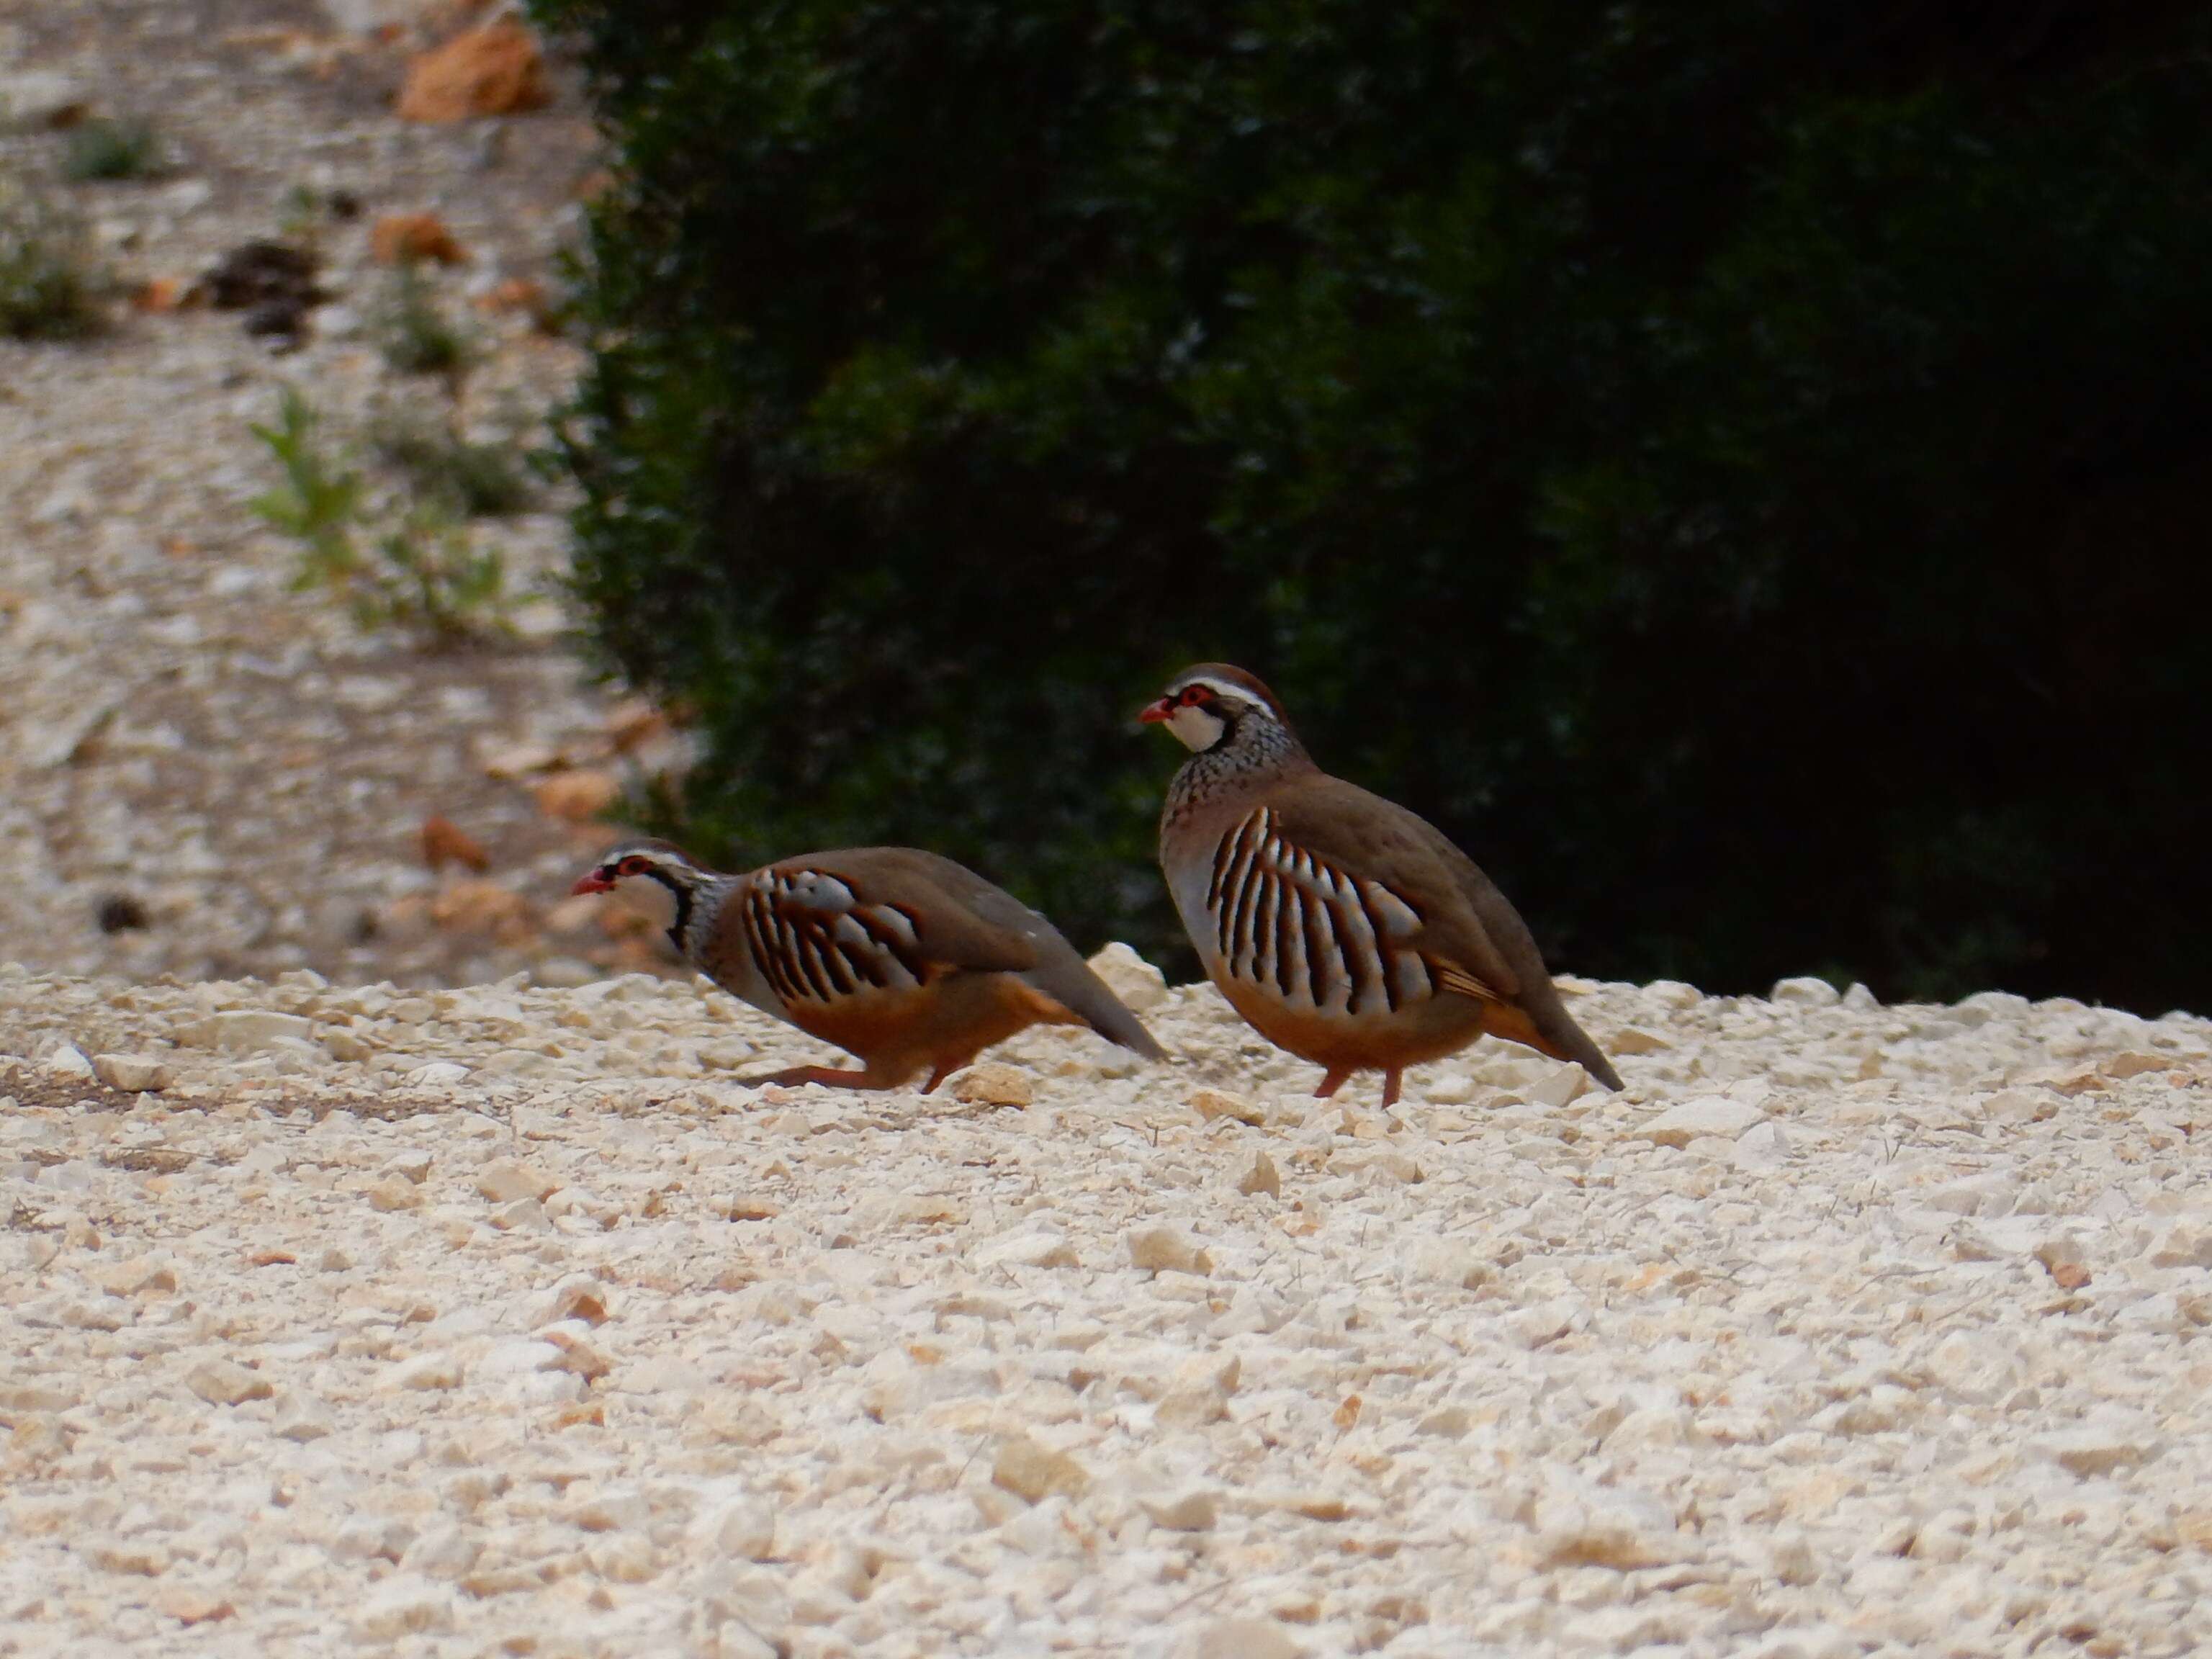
252, 390, 516, 646
372, 410, 535, 518
375, 264, 469, 377
536, 0, 2212, 1010
0, 184, 107, 339
61, 117, 164, 182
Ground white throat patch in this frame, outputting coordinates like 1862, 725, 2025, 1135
1164, 703, 1227, 752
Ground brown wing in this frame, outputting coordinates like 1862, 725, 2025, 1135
739, 850, 1035, 1006
1262, 776, 1534, 1006
745, 849, 1164, 1060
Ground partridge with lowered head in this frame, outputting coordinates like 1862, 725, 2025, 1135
1141, 663, 1622, 1106
572, 840, 1166, 1092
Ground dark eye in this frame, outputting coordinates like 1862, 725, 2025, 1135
1180, 686, 1207, 706
619, 856, 647, 876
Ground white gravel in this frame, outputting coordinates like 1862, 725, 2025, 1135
2, 957, 2208, 1657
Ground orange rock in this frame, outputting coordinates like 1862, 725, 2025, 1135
396, 19, 550, 122
475, 275, 547, 314
372, 212, 469, 266
132, 276, 190, 314
420, 814, 491, 873
1331, 1393, 1364, 1431
532, 768, 621, 824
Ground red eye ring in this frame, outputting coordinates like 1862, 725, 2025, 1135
1179, 686, 1207, 706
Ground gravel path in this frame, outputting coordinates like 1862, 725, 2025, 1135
1, 0, 635, 989
3, 960, 2207, 1658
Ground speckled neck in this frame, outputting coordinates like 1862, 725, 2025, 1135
1164, 714, 1313, 830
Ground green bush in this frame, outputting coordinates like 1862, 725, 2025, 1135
61, 117, 164, 182
252, 390, 516, 646
535, 0, 2212, 1010
0, 181, 107, 338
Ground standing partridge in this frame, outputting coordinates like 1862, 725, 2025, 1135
572, 840, 1166, 1092
1141, 663, 1622, 1105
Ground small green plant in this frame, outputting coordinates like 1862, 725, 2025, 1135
0, 184, 107, 339
370, 408, 534, 518
274, 182, 361, 249
375, 263, 469, 377
251, 388, 515, 645
62, 117, 164, 182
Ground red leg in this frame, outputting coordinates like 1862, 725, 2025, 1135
1315, 1068, 1352, 1099
922, 1061, 956, 1094
1380, 1069, 1402, 1109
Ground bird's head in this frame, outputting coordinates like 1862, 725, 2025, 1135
1137, 662, 1292, 755
570, 839, 711, 898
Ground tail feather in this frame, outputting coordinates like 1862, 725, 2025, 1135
1021, 961, 1167, 1062
1489, 995, 1624, 1092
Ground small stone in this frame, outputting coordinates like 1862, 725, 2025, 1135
542, 1329, 612, 1381
1638, 1097, 1764, 1148
1142, 1488, 1220, 1532
387, 1353, 465, 1392
975, 1227, 1079, 1271
1086, 943, 1169, 1012
403, 1061, 470, 1087
2038, 1422, 2159, 1478
91, 1053, 171, 1092
1524, 1064, 1591, 1108
85, 1537, 170, 1576
1236, 1150, 1280, 1199
1190, 1087, 1264, 1126
1128, 1226, 1213, 1277
349, 1576, 454, 1640
949, 1063, 1033, 1107
1732, 1120, 1791, 1169
396, 19, 550, 122
2103, 1051, 2168, 1081
2149, 1223, 2212, 1269
372, 212, 469, 267
1608, 1026, 1673, 1056
490, 1197, 552, 1232
365, 1176, 422, 1213
1174, 1619, 1303, 1659
1771, 976, 1840, 1007
274, 1392, 334, 1442
703, 1499, 778, 1562
526, 1274, 609, 1326
154, 1586, 234, 1624
185, 1359, 273, 1406
992, 1436, 1089, 1503
44, 1045, 94, 1080
180, 1010, 313, 1053
1418, 1406, 1473, 1437
477, 1159, 559, 1204
1408, 1238, 1490, 1289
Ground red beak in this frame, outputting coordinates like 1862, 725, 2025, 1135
570, 872, 615, 896
1136, 698, 1173, 725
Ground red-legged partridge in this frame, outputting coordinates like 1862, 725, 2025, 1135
1141, 663, 1623, 1106
571, 840, 1166, 1092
